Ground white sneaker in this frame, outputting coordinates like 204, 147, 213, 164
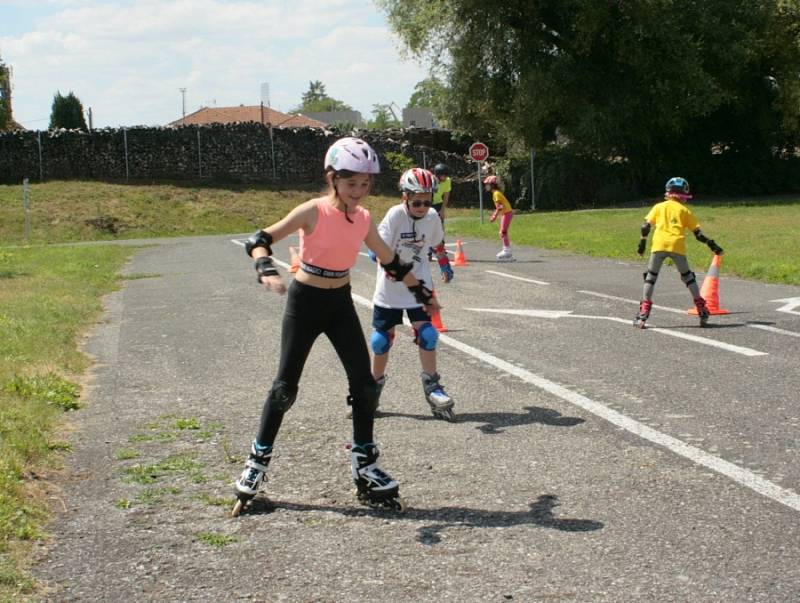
496, 249, 513, 260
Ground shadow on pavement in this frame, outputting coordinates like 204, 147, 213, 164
238, 493, 604, 544
377, 405, 585, 434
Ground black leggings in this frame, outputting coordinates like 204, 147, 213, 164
256, 279, 375, 447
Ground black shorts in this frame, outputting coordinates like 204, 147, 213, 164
372, 305, 429, 331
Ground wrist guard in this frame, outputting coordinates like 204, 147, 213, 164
640, 222, 651, 237
245, 230, 273, 257
381, 252, 413, 281
707, 239, 723, 255
254, 256, 279, 282
408, 282, 434, 306
693, 229, 709, 244
637, 239, 647, 255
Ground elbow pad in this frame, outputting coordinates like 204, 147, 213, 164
381, 253, 413, 281
693, 229, 709, 244
245, 230, 273, 257
640, 222, 651, 237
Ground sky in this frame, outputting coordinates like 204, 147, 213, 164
0, 0, 428, 129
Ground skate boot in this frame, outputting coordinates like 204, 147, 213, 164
231, 441, 272, 517
633, 299, 653, 329
694, 297, 710, 327
346, 375, 386, 418
496, 247, 514, 261
350, 443, 403, 511
421, 371, 456, 422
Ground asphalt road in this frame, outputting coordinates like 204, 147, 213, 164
32, 233, 800, 602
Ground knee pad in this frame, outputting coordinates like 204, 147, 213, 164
643, 270, 659, 284
414, 322, 439, 351
370, 329, 394, 355
266, 381, 297, 413
680, 270, 696, 287
348, 380, 381, 414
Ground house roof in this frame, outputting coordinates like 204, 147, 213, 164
168, 105, 326, 129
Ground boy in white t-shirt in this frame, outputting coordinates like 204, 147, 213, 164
370, 168, 456, 421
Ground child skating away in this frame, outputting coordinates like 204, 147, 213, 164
371, 167, 456, 421
428, 163, 452, 261
634, 177, 724, 329
485, 175, 515, 260
232, 137, 438, 515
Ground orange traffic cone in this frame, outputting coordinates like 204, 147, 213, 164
688, 254, 730, 315
288, 246, 300, 273
430, 291, 448, 332
453, 239, 469, 267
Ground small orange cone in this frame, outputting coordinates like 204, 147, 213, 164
453, 239, 469, 267
288, 246, 300, 273
430, 291, 448, 332
688, 254, 730, 315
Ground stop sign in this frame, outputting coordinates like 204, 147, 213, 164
469, 142, 489, 162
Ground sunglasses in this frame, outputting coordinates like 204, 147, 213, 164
410, 200, 432, 208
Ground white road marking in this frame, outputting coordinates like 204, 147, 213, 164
351, 293, 800, 514
581, 289, 800, 338
579, 290, 686, 314
746, 323, 800, 338
465, 308, 768, 357
486, 270, 550, 285
771, 296, 800, 316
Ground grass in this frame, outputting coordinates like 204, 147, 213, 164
0, 180, 398, 245
447, 199, 800, 285
0, 243, 135, 599
195, 531, 238, 548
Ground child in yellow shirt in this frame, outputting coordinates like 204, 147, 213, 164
635, 177, 724, 328
484, 175, 514, 261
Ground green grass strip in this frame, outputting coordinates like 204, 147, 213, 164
0, 244, 135, 598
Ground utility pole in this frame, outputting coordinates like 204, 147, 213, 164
87, 107, 93, 131
179, 87, 186, 123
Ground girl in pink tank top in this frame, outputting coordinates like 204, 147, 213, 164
231, 137, 438, 516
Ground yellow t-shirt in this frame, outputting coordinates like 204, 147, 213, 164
644, 198, 699, 255
433, 177, 451, 205
492, 190, 513, 215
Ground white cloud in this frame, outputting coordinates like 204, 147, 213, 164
1, 0, 427, 128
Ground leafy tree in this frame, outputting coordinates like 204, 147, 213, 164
407, 77, 449, 126
292, 80, 353, 113
366, 103, 401, 129
377, 0, 800, 167
49, 91, 88, 130
0, 55, 11, 131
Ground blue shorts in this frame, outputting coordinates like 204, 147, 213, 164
372, 305, 429, 331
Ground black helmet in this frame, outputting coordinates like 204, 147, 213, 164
433, 163, 449, 176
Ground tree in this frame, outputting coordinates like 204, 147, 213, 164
49, 91, 88, 130
407, 77, 449, 127
0, 55, 11, 131
377, 0, 800, 166
366, 103, 401, 129
292, 80, 353, 113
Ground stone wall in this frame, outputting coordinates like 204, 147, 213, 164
0, 123, 484, 206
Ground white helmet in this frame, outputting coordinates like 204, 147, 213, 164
324, 137, 380, 174
399, 167, 438, 194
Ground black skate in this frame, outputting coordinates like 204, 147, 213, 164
350, 443, 403, 511
421, 372, 456, 421
694, 297, 710, 327
633, 300, 653, 329
231, 442, 272, 517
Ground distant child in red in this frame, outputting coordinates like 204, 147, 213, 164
484, 175, 514, 261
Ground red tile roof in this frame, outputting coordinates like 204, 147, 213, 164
168, 105, 326, 129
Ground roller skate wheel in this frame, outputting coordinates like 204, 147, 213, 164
231, 498, 245, 517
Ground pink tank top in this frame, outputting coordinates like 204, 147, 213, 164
299, 198, 370, 274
